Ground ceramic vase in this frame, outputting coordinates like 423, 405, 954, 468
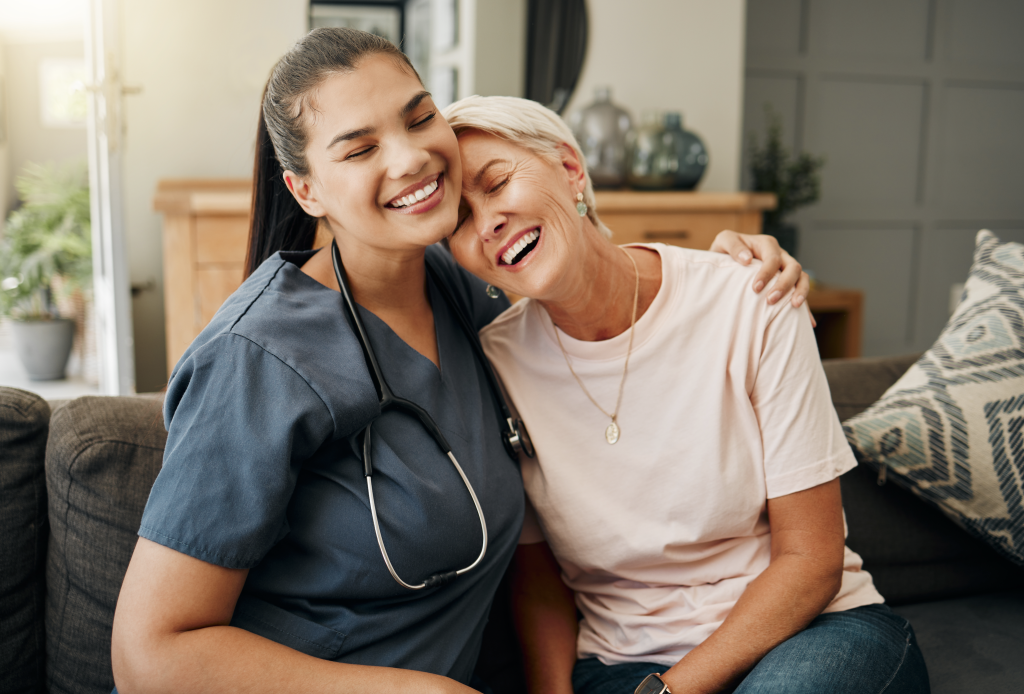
663, 112, 709, 190
627, 111, 675, 190
570, 87, 633, 188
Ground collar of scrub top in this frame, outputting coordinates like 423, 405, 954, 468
332, 240, 527, 591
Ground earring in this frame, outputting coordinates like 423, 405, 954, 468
486, 284, 501, 299
575, 192, 588, 217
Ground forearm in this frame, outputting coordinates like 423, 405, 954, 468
512, 544, 579, 694
113, 624, 465, 694
662, 554, 841, 694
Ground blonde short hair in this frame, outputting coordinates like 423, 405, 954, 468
443, 95, 612, 239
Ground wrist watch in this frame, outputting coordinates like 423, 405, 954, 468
635, 673, 671, 694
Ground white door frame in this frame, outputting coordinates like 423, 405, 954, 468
84, 0, 134, 394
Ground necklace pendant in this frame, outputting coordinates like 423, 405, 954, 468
605, 421, 620, 445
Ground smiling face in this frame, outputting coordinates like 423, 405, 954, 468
284, 54, 461, 254
448, 130, 590, 300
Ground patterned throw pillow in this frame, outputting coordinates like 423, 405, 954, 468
844, 230, 1024, 567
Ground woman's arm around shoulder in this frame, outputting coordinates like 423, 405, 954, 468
709, 231, 813, 320
112, 538, 477, 694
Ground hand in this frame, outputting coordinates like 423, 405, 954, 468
709, 230, 814, 323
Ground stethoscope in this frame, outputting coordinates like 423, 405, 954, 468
331, 240, 534, 590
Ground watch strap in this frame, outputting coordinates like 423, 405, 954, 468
634, 672, 671, 694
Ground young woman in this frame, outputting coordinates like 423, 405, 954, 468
111, 29, 804, 694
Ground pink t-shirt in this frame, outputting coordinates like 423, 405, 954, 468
479, 244, 884, 667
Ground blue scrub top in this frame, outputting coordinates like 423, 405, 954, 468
139, 245, 523, 683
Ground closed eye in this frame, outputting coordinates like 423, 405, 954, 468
412, 112, 436, 128
346, 145, 375, 160
488, 177, 509, 194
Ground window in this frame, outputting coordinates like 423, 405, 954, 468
39, 58, 86, 128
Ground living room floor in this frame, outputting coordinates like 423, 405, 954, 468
0, 319, 99, 399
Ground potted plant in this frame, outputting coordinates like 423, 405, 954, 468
0, 161, 92, 380
748, 107, 824, 258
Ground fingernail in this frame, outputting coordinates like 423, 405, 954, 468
739, 251, 752, 263
793, 295, 805, 307
754, 280, 765, 293
769, 291, 781, 304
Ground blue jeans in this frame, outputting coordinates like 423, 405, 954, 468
572, 604, 930, 694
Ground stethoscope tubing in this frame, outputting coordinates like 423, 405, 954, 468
332, 241, 490, 590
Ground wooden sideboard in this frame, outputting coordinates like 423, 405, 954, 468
594, 190, 775, 248
155, 181, 859, 369
154, 179, 252, 375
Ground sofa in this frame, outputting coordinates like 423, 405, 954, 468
2, 354, 1023, 694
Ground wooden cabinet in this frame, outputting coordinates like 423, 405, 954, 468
594, 191, 775, 248
155, 179, 252, 375
806, 285, 864, 359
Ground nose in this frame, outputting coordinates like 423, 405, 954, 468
384, 132, 431, 181
474, 205, 508, 242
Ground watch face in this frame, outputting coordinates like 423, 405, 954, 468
635, 673, 667, 694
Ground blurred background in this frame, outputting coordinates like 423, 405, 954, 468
0, 0, 1021, 394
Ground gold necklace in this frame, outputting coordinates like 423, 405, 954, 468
553, 247, 639, 445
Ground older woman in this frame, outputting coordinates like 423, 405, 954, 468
443, 96, 930, 694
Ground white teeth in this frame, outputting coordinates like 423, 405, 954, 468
390, 179, 439, 208
501, 229, 540, 265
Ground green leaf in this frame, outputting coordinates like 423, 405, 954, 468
747, 105, 825, 226
0, 160, 91, 319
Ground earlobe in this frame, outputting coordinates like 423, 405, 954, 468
282, 170, 327, 217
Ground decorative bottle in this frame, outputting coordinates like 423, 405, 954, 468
663, 111, 708, 190
626, 111, 674, 190
569, 87, 633, 188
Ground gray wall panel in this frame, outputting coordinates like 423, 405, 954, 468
746, 0, 804, 55
946, 0, 1024, 68
913, 227, 1024, 352
744, 74, 802, 150
815, 79, 926, 209
937, 85, 1024, 217
742, 73, 802, 188
816, 0, 930, 61
800, 227, 916, 356
745, 0, 1024, 358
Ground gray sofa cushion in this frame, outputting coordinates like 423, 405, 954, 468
894, 591, 1024, 694
45, 396, 166, 694
0, 387, 50, 694
824, 356, 1024, 604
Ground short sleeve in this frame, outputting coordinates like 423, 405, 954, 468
140, 334, 335, 568
752, 304, 857, 499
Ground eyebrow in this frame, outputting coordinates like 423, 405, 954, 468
472, 159, 508, 187
401, 90, 432, 117
327, 90, 433, 150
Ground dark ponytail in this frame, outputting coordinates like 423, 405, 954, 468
244, 28, 420, 277
245, 107, 318, 277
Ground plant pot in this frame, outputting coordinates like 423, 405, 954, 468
763, 223, 799, 260
10, 318, 76, 381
